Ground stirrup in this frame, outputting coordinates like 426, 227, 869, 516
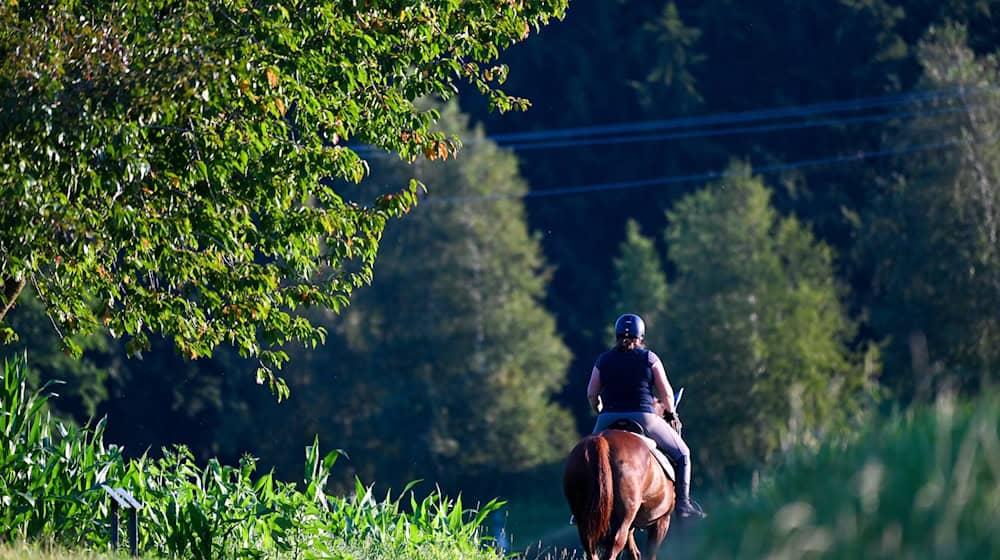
676, 498, 707, 519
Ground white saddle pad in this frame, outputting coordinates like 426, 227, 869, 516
624, 432, 676, 481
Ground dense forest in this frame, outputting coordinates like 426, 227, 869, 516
4, 0, 1000, 511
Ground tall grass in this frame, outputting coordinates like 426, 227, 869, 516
695, 392, 1000, 559
0, 541, 133, 559
0, 355, 505, 559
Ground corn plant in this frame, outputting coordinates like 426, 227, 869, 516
0, 354, 124, 546
1, 354, 507, 559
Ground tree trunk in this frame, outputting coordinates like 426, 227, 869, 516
909, 329, 932, 401
1, 276, 26, 323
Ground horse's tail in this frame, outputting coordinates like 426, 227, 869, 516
583, 435, 613, 543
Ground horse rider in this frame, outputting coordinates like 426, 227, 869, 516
587, 313, 707, 519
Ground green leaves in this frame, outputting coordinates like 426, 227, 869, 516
0, 0, 567, 389
610, 219, 670, 350
859, 23, 1000, 400
0, 355, 121, 546
661, 162, 871, 479
0, 354, 507, 558
304, 100, 575, 487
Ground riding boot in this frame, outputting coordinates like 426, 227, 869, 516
673, 455, 707, 519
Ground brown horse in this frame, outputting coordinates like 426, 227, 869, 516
563, 428, 675, 560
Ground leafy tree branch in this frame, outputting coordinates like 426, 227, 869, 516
0, 0, 566, 396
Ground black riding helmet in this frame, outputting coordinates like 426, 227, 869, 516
614, 313, 645, 340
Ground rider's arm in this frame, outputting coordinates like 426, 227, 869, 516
586, 366, 602, 413
651, 359, 676, 415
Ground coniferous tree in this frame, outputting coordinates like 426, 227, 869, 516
609, 219, 670, 353
219, 102, 576, 491
632, 2, 704, 114
862, 24, 1000, 401
358, 102, 576, 488
664, 162, 872, 481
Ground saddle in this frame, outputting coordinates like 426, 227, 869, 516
605, 419, 676, 481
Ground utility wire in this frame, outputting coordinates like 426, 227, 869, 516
487, 86, 989, 142
350, 85, 994, 157
424, 132, 993, 205
485, 103, 988, 152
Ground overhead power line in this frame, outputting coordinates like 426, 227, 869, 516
486, 86, 989, 143
488, 103, 988, 152
350, 85, 994, 157
424, 132, 991, 205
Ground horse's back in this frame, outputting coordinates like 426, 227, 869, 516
565, 430, 654, 471
599, 429, 651, 457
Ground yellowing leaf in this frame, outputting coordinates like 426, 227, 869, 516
275, 98, 286, 115
265, 68, 278, 88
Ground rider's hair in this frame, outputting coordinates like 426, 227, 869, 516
615, 335, 643, 351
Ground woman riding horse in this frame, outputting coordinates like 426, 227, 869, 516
587, 313, 706, 519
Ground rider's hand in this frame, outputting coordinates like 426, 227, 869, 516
665, 411, 682, 434
590, 396, 603, 415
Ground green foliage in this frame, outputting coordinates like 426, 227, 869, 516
468, 1, 1000, 453
631, 2, 704, 113
1, 288, 118, 419
695, 392, 1000, 559
0, 0, 566, 392
2, 289, 245, 458
609, 219, 670, 351
0, 354, 121, 546
230, 101, 576, 490
664, 163, 874, 479
347, 101, 576, 482
861, 23, 1000, 401
127, 446, 503, 559
0, 355, 507, 559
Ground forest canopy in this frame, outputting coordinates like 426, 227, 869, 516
3, 1, 999, 496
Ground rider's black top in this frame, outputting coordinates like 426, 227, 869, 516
595, 348, 659, 414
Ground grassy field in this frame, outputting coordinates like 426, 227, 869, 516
500, 391, 1000, 560
0, 542, 126, 560
693, 393, 1000, 559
